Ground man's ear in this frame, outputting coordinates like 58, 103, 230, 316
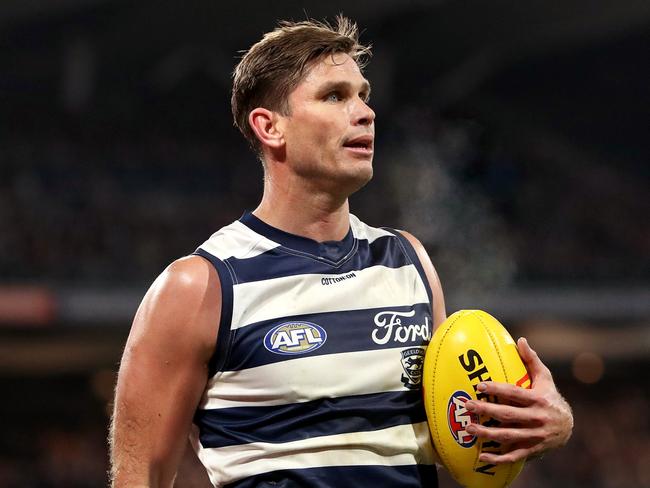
249, 108, 285, 149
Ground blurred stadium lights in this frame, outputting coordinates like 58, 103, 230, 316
4, 284, 650, 324
0, 285, 648, 328
571, 351, 605, 384
0, 285, 647, 374
0, 284, 647, 374
0, 286, 56, 325
518, 320, 650, 362
0, 328, 124, 374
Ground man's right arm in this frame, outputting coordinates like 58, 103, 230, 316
110, 255, 221, 487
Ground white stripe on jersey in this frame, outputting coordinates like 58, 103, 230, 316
200, 220, 280, 261
193, 422, 436, 487
200, 214, 390, 263
200, 347, 421, 410
231, 264, 428, 330
349, 214, 395, 243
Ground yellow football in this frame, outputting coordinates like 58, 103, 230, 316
423, 310, 531, 488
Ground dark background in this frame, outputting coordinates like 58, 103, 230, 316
0, 0, 648, 486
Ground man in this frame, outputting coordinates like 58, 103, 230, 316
110, 17, 573, 488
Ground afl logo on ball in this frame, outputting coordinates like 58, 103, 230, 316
263, 322, 327, 355
447, 390, 479, 448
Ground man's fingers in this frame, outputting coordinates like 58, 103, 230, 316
517, 337, 552, 386
478, 445, 534, 465
465, 399, 536, 424
458, 339, 574, 466
470, 381, 535, 407
466, 423, 544, 447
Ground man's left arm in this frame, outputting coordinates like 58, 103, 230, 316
399, 230, 574, 463
399, 230, 447, 328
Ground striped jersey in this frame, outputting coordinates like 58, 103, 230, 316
190, 211, 438, 487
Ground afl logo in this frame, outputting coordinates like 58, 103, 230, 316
447, 390, 479, 448
263, 321, 327, 355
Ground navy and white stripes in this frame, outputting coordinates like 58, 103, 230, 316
190, 212, 437, 487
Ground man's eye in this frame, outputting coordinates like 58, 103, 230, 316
326, 92, 342, 102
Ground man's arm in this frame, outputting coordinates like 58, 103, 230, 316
110, 256, 221, 488
399, 230, 573, 463
399, 230, 447, 328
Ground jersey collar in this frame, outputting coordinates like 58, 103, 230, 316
240, 211, 355, 262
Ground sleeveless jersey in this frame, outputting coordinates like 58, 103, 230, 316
190, 211, 438, 487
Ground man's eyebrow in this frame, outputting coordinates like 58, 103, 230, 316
316, 79, 372, 97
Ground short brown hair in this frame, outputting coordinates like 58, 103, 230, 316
231, 16, 371, 152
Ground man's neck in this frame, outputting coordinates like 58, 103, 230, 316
253, 175, 351, 243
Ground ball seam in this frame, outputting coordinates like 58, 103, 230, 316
474, 311, 516, 487
430, 310, 468, 481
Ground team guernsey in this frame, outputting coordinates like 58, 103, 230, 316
190, 211, 438, 487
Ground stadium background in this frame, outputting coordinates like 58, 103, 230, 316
1, 0, 648, 486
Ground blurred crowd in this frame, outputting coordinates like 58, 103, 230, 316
0, 372, 647, 488
507, 377, 650, 488
0, 131, 250, 283
1, 9, 648, 488
1, 104, 647, 291
1, 112, 646, 487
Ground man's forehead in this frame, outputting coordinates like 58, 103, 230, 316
301, 53, 369, 88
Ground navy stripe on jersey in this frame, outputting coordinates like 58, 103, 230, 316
193, 248, 235, 376
226, 464, 438, 488
240, 211, 355, 262
195, 390, 427, 449
225, 303, 432, 371
222, 234, 408, 284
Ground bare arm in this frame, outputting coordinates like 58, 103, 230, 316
398, 230, 573, 463
399, 230, 447, 328
110, 256, 221, 487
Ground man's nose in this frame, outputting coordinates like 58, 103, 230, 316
352, 98, 375, 126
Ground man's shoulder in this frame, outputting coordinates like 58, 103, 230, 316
157, 255, 220, 304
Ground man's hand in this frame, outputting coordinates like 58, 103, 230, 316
464, 337, 573, 464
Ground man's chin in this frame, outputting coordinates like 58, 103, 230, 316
357, 164, 374, 185
295, 159, 373, 196
341, 164, 373, 194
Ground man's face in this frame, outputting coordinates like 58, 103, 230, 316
277, 53, 375, 194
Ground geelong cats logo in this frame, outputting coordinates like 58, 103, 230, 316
400, 347, 425, 389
